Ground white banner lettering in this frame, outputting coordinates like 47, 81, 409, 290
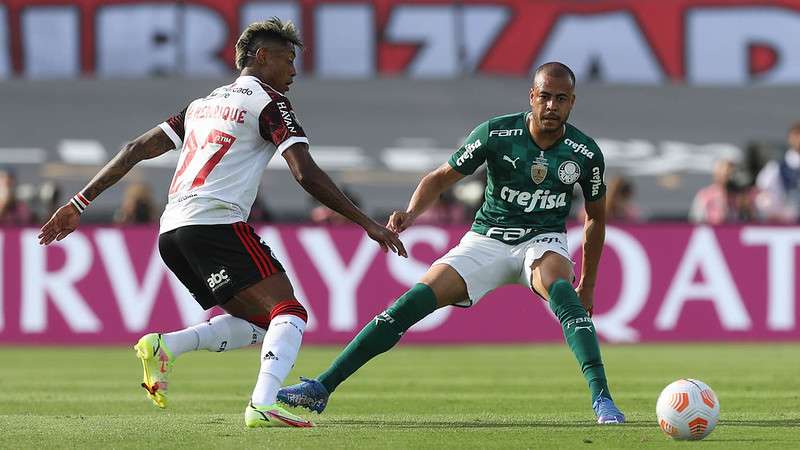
0, 7, 10, 78
97, 5, 178, 77
315, 4, 374, 78
0, 232, 4, 331
298, 228, 378, 330
535, 12, 663, 84
21, 231, 101, 333
183, 6, 228, 76
387, 226, 452, 332
568, 225, 651, 342
656, 227, 751, 330
741, 227, 800, 330
258, 226, 318, 330
22, 7, 79, 78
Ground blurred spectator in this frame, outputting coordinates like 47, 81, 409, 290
605, 176, 640, 222
754, 122, 800, 223
248, 192, 274, 223
573, 175, 639, 222
38, 181, 62, 222
453, 169, 487, 219
310, 187, 360, 225
415, 188, 467, 225
742, 140, 772, 188
0, 168, 34, 225
114, 182, 156, 224
690, 159, 754, 224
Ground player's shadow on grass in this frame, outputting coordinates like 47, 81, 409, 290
330, 419, 653, 429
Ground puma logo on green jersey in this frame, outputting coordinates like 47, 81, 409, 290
503, 155, 520, 168
499, 186, 567, 212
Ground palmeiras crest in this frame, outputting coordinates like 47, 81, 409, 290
558, 160, 581, 184
531, 151, 549, 184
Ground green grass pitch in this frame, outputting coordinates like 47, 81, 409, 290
1, 343, 798, 449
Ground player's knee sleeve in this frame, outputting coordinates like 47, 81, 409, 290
383, 283, 438, 331
269, 299, 308, 323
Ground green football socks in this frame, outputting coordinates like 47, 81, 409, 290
318, 283, 438, 393
548, 279, 612, 403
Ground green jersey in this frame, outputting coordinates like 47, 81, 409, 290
447, 112, 606, 245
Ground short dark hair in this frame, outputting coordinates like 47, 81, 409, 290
533, 62, 576, 87
235, 17, 303, 70
789, 121, 800, 135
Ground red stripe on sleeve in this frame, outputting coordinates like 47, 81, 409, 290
166, 107, 187, 140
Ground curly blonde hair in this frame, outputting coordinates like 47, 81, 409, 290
235, 17, 303, 70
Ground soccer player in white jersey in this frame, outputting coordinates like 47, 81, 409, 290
38, 18, 406, 428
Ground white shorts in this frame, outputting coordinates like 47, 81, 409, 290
432, 231, 573, 307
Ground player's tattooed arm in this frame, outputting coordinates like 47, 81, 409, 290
81, 127, 175, 200
283, 143, 407, 257
38, 127, 174, 245
576, 196, 607, 314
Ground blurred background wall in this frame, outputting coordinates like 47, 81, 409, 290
2, 0, 800, 223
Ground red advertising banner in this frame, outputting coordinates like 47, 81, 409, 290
1, 224, 798, 344
2, 0, 800, 83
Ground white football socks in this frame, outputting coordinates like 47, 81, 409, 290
251, 314, 306, 406
162, 314, 266, 359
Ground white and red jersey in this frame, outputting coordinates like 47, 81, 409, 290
157, 75, 308, 234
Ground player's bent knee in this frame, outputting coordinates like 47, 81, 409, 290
422, 264, 468, 307
244, 315, 270, 330
547, 278, 577, 307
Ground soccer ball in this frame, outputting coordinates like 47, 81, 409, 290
656, 379, 720, 440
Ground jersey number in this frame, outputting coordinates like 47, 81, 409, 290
169, 129, 236, 194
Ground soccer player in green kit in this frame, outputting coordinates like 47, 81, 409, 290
279, 62, 625, 424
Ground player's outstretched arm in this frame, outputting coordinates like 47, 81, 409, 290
387, 163, 465, 233
282, 143, 407, 257
576, 196, 607, 316
38, 127, 175, 245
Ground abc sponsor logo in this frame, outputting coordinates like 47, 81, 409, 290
207, 268, 231, 291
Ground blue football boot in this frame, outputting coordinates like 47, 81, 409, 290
593, 394, 626, 424
277, 377, 330, 414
